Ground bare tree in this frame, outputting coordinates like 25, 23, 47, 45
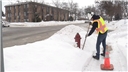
84, 5, 102, 20
120, 1, 128, 17
98, 1, 124, 20
84, 6, 97, 15
77, 9, 81, 19
30, 0, 36, 2
52, 0, 62, 20
114, 1, 123, 20
68, 0, 78, 20
98, 1, 115, 20
77, 8, 86, 20
61, 2, 70, 10
68, 0, 74, 16
73, 3, 78, 20
52, 0, 61, 8
16, 0, 20, 3
41, 0, 45, 4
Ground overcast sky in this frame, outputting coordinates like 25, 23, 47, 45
2, 0, 95, 13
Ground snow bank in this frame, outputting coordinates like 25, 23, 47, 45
107, 19, 128, 59
9, 20, 85, 27
2, 16, 6, 20
4, 25, 92, 71
106, 19, 128, 30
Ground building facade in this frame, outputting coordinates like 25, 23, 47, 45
5, 2, 70, 22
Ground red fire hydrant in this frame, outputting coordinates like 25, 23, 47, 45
74, 33, 81, 48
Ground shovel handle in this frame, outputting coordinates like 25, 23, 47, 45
82, 24, 91, 50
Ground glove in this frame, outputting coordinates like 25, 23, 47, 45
86, 34, 89, 37
86, 33, 91, 37
89, 22, 92, 25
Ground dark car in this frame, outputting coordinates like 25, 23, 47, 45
84, 20, 90, 23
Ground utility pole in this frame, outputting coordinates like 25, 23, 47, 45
0, 0, 4, 72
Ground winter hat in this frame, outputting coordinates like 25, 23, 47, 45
91, 14, 100, 20
87, 12, 94, 20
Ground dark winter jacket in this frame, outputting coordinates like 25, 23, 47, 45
88, 15, 107, 36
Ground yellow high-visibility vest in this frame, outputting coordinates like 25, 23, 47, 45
93, 16, 108, 34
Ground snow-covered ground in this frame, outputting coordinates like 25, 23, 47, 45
3, 19, 127, 72
9, 20, 85, 27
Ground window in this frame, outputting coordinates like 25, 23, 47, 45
7, 7, 9, 11
52, 8, 54, 14
24, 19, 28, 22
8, 13, 10, 17
18, 17, 20, 22
34, 5, 37, 11
8, 7, 11, 11
24, 11, 28, 18
8, 19, 10, 22
24, 4, 26, 8
27, 19, 29, 22
8, 17, 11, 22
24, 19, 26, 22
14, 13, 16, 19
15, 6, 16, 10
7, 7, 11, 13
17, 16, 19, 19
46, 7, 49, 14
18, 6, 20, 10
24, 4, 29, 11
18, 6, 20, 16
8, 13, 11, 18
35, 5, 37, 8
24, 12, 26, 16
15, 13, 16, 16
27, 4, 29, 8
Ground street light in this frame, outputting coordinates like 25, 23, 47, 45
0, 0, 4, 72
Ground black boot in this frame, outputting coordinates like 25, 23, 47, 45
92, 55, 99, 60
101, 53, 105, 57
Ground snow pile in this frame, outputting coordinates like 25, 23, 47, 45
9, 20, 85, 27
2, 16, 6, 20
106, 19, 128, 30
4, 25, 93, 71
55, 25, 85, 40
107, 19, 128, 59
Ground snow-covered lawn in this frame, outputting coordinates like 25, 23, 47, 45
4, 19, 127, 71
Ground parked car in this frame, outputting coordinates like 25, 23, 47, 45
84, 20, 90, 23
2, 21, 10, 27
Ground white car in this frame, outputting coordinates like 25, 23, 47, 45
2, 21, 10, 27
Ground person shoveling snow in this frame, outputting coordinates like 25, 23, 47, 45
86, 12, 108, 60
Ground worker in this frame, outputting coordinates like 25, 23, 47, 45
86, 13, 108, 60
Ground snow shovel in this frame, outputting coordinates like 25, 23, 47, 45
82, 24, 91, 50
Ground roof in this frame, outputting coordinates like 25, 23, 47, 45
5, 1, 70, 12
5, 1, 30, 7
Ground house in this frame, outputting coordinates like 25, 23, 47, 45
5, 1, 70, 22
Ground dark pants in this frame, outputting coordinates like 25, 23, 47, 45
96, 31, 107, 58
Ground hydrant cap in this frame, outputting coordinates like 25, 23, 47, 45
75, 33, 81, 39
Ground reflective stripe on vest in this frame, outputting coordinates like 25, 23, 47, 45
93, 17, 108, 34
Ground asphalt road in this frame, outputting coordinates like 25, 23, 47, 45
2, 23, 87, 48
